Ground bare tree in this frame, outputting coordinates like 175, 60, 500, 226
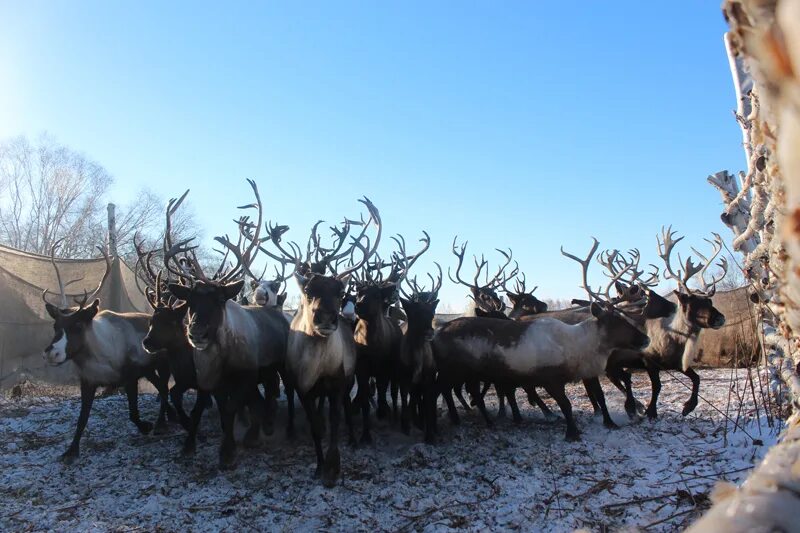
0, 134, 203, 262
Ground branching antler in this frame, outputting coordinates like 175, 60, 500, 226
561, 237, 604, 303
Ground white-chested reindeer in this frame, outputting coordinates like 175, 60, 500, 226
611, 227, 727, 419
267, 197, 381, 487
165, 181, 291, 469
434, 238, 651, 440
42, 241, 174, 463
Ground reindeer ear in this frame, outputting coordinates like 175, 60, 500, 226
45, 302, 60, 319
168, 283, 191, 302
474, 308, 488, 318
380, 284, 397, 300
222, 279, 245, 301
590, 302, 604, 318
174, 301, 189, 317
86, 299, 100, 319
673, 290, 689, 306
294, 272, 310, 289
507, 293, 519, 304
430, 299, 440, 310
614, 281, 626, 295
277, 293, 287, 306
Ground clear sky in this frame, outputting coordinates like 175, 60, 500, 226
0, 2, 744, 310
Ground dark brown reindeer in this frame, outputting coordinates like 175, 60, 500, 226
398, 262, 442, 443
448, 237, 519, 415
134, 232, 213, 456
42, 241, 174, 463
352, 231, 429, 436
274, 197, 381, 487
506, 274, 548, 319
612, 227, 727, 419
433, 239, 651, 440
165, 181, 291, 469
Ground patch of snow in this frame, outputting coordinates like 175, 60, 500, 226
0, 369, 779, 532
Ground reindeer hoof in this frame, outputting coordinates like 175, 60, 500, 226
181, 440, 196, 457
681, 402, 697, 416
153, 422, 169, 435
645, 408, 658, 420
565, 431, 581, 442
137, 421, 154, 434
604, 420, 620, 430
61, 449, 79, 464
166, 406, 179, 423
219, 454, 237, 471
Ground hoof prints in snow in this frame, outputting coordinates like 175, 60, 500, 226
0, 369, 778, 532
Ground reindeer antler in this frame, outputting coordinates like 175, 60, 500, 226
561, 237, 604, 303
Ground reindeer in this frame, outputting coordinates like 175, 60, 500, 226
351, 232, 429, 434
433, 238, 651, 440
270, 197, 381, 487
609, 227, 727, 419
506, 274, 548, 319
398, 262, 442, 443
447, 238, 519, 415
42, 241, 174, 463
133, 233, 213, 456
164, 181, 291, 469
516, 245, 666, 423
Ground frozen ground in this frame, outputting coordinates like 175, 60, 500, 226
0, 369, 781, 532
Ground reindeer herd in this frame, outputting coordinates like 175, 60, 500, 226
40, 180, 728, 488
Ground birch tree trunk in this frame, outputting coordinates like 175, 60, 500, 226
689, 1, 800, 530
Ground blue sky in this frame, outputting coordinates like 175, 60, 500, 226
0, 2, 743, 309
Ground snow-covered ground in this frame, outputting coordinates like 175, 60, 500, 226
0, 369, 781, 532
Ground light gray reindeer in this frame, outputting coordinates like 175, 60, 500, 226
42, 240, 174, 463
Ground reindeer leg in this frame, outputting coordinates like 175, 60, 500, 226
503, 387, 523, 423
442, 386, 460, 425
284, 380, 296, 440
644, 365, 661, 420
400, 379, 411, 435
423, 378, 438, 444
215, 390, 237, 470
467, 381, 493, 427
343, 390, 357, 447
125, 378, 154, 435
170, 383, 191, 431
317, 395, 327, 436
243, 384, 263, 448
454, 384, 471, 411
585, 378, 619, 429
681, 368, 700, 416
391, 376, 399, 421
299, 394, 325, 479
544, 382, 580, 441
357, 370, 372, 444
376, 374, 390, 420
496, 384, 507, 418
62, 382, 96, 463
322, 390, 342, 488
583, 379, 602, 416
524, 387, 556, 419
144, 369, 173, 434
181, 390, 209, 457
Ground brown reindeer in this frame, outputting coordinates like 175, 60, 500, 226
272, 197, 381, 487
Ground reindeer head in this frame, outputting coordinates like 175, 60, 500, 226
250, 279, 288, 308
505, 273, 548, 319
43, 299, 101, 365
142, 300, 188, 353
448, 237, 518, 315
168, 280, 243, 349
161, 180, 266, 349
42, 241, 110, 365
658, 226, 727, 331
267, 197, 382, 338
400, 261, 442, 341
